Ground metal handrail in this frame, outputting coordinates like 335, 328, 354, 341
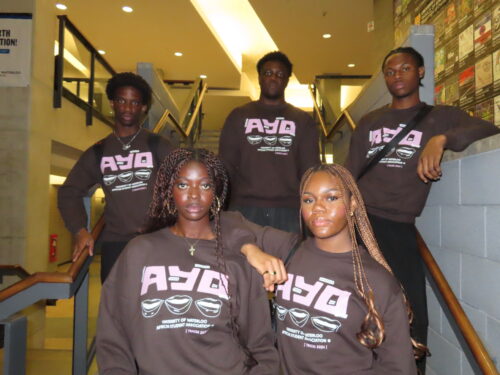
152, 80, 207, 142
0, 265, 31, 280
308, 85, 356, 139
416, 231, 498, 374
184, 80, 208, 137
308, 85, 328, 138
152, 108, 182, 136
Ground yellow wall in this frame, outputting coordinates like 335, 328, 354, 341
23, 0, 111, 273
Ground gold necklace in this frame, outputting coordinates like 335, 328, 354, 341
183, 237, 201, 256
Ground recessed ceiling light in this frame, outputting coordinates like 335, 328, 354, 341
98, 50, 106, 55
55, 3, 67, 10
347, 63, 355, 68
200, 74, 207, 79
174, 52, 183, 57
322, 33, 332, 39
122, 6, 133, 13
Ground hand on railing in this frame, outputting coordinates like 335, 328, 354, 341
73, 228, 95, 262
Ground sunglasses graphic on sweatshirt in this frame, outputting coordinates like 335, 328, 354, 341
103, 168, 152, 185
141, 295, 223, 319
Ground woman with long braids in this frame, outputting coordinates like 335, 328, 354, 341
96, 148, 278, 374
240, 163, 425, 374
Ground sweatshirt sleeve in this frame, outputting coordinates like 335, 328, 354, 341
344, 116, 368, 179
238, 266, 279, 374
96, 247, 137, 374
440, 107, 500, 152
218, 109, 240, 181
298, 114, 321, 176
372, 286, 417, 374
220, 211, 299, 259
57, 147, 101, 234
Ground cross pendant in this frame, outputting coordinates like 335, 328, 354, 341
189, 246, 195, 256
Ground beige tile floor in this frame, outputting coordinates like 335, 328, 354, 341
1, 257, 102, 375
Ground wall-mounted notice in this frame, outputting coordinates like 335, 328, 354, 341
0, 13, 32, 87
494, 95, 500, 125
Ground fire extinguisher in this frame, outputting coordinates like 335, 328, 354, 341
49, 234, 58, 262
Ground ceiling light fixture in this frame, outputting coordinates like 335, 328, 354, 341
122, 6, 133, 13
200, 74, 207, 79
322, 33, 332, 39
174, 52, 183, 57
347, 63, 355, 68
98, 50, 106, 55
55, 3, 67, 10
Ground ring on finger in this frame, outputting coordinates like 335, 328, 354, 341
262, 270, 270, 276
271, 271, 277, 275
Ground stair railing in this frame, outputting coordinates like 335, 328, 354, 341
416, 231, 498, 374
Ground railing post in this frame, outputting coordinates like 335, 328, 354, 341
2, 314, 27, 375
53, 15, 66, 108
72, 272, 89, 375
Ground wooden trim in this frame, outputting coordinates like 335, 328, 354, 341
0, 217, 105, 303
416, 231, 498, 374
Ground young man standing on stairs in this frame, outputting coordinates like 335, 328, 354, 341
58, 72, 173, 282
345, 47, 500, 373
219, 51, 320, 233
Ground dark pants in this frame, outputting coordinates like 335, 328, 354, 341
100, 241, 129, 283
229, 205, 300, 234
368, 214, 428, 373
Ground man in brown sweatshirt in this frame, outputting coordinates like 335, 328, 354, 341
219, 51, 320, 233
58, 72, 172, 282
345, 46, 500, 373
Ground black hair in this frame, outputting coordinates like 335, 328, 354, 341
381, 46, 425, 86
256, 51, 293, 77
105, 72, 153, 111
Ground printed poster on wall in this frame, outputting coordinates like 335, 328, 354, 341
433, 9, 447, 46
459, 65, 475, 107
435, 46, 446, 81
445, 75, 460, 106
459, 25, 475, 68
493, 49, 500, 92
458, 0, 474, 29
444, 1, 459, 40
0, 13, 32, 87
474, 0, 491, 18
494, 95, 500, 125
475, 54, 493, 101
445, 36, 459, 77
474, 12, 492, 59
475, 98, 494, 122
493, 5, 500, 48
435, 82, 446, 104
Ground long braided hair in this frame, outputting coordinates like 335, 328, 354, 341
299, 163, 427, 359
144, 148, 256, 365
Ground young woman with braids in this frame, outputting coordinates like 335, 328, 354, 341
239, 163, 425, 374
96, 148, 278, 374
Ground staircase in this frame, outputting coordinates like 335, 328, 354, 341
192, 129, 221, 155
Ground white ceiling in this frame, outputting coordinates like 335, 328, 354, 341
56, 0, 380, 132
57, 0, 377, 88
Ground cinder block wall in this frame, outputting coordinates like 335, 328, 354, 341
416, 144, 500, 375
